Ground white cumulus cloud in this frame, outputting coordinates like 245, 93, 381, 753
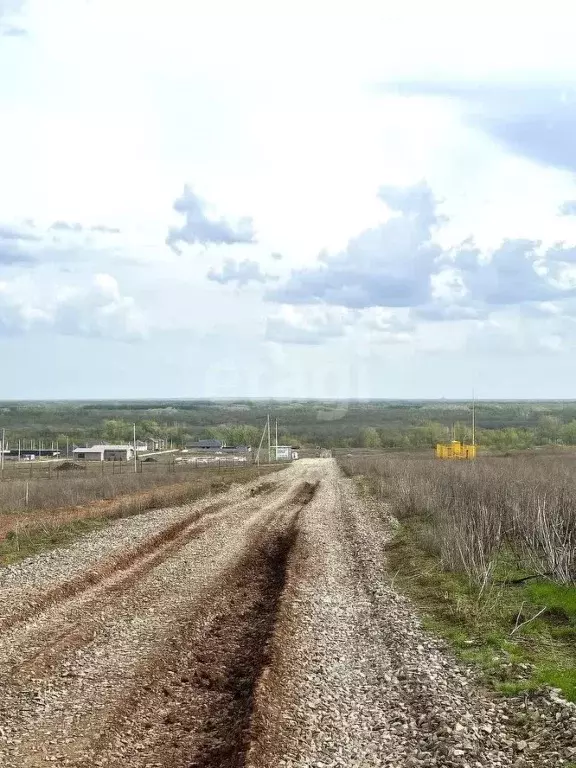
0, 273, 146, 340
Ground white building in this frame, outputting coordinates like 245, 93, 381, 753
73, 444, 135, 462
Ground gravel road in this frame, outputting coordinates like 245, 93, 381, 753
0, 459, 574, 767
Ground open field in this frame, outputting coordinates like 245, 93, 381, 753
0, 463, 278, 565
0, 458, 574, 767
340, 453, 576, 703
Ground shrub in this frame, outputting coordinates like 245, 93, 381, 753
341, 454, 575, 586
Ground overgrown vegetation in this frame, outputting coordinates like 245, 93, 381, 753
0, 465, 278, 566
0, 462, 273, 514
340, 454, 576, 701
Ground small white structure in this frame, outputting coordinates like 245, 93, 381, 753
275, 445, 293, 461
147, 438, 167, 451
73, 444, 135, 462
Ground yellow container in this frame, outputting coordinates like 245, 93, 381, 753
435, 441, 476, 459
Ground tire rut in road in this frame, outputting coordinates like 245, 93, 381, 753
0, 476, 301, 683
0, 499, 226, 634
0, 501, 233, 684
91, 482, 318, 768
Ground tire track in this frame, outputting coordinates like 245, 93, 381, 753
0, 482, 305, 684
0, 473, 319, 768
0, 475, 286, 635
0, 500, 224, 634
82, 482, 318, 768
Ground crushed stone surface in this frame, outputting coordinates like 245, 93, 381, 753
247, 461, 576, 768
0, 459, 574, 768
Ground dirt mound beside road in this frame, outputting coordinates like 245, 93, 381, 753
55, 461, 86, 471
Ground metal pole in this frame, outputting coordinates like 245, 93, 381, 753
267, 414, 271, 463
18, 438, 21, 463
275, 418, 278, 460
255, 420, 267, 465
133, 423, 137, 473
1, 428, 4, 479
472, 389, 476, 446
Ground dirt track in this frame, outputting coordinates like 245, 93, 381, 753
0, 459, 574, 767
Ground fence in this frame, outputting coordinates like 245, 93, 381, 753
0, 455, 255, 483
0, 456, 279, 515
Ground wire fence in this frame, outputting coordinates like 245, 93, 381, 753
0, 455, 258, 483
0, 457, 283, 515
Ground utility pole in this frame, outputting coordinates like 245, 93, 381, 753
1, 428, 4, 479
18, 438, 21, 462
267, 414, 271, 463
255, 420, 267, 466
275, 418, 278, 460
133, 423, 138, 473
472, 389, 476, 446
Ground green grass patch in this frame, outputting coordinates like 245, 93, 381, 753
0, 518, 108, 566
385, 516, 576, 702
525, 581, 576, 618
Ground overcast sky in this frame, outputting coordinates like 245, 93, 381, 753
2, 0, 576, 398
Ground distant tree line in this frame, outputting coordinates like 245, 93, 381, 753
2, 401, 576, 452
348, 415, 576, 451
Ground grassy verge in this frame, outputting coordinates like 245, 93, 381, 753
0, 465, 279, 567
384, 510, 576, 702
341, 453, 576, 704
0, 518, 110, 566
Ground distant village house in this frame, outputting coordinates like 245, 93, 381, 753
73, 444, 135, 462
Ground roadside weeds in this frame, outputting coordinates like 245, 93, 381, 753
0, 466, 278, 567
353, 474, 576, 704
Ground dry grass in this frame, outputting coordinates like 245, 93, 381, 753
340, 454, 576, 585
0, 464, 268, 515
340, 453, 576, 700
0, 464, 279, 562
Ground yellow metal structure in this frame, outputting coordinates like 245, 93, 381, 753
435, 440, 477, 460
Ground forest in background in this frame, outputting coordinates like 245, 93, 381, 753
2, 399, 576, 451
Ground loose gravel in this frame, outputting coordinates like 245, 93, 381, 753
247, 461, 576, 767
0, 470, 287, 627
0, 466, 302, 767
0, 459, 574, 767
